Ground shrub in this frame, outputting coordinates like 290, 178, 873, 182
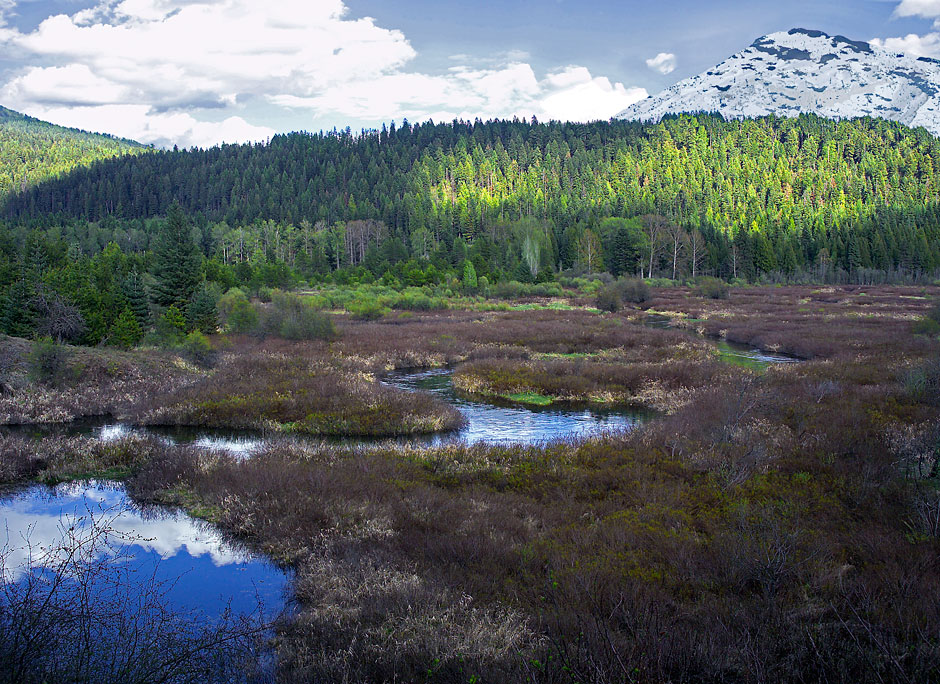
492, 281, 524, 300
150, 306, 187, 347
694, 276, 730, 299
27, 337, 71, 387
927, 299, 940, 324
179, 331, 216, 368
903, 357, 940, 406
595, 285, 621, 313
617, 278, 651, 304
218, 288, 258, 334
913, 317, 940, 336
264, 292, 336, 340
347, 298, 388, 321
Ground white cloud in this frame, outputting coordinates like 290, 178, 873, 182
274, 64, 646, 124
871, 32, 940, 57
24, 104, 275, 148
645, 52, 677, 75
894, 0, 940, 20
0, 0, 646, 146
871, 1, 940, 60
538, 67, 647, 121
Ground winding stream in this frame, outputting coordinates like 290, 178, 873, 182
1, 366, 651, 456
0, 334, 801, 647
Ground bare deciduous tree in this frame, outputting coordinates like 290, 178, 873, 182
688, 228, 707, 279
665, 222, 688, 280
344, 219, 386, 266
31, 290, 87, 344
640, 214, 668, 278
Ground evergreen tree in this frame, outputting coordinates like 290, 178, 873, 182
187, 282, 220, 334
151, 203, 202, 309
121, 271, 150, 330
753, 233, 777, 274
110, 307, 142, 348
462, 259, 478, 292
1, 279, 33, 338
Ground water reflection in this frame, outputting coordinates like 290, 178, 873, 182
0, 482, 288, 620
383, 368, 647, 446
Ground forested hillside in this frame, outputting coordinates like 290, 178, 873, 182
4, 114, 939, 279
0, 105, 146, 199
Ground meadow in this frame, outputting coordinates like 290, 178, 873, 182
0, 283, 939, 683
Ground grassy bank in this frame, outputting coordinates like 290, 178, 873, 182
453, 356, 730, 412
0, 336, 201, 424
128, 349, 464, 437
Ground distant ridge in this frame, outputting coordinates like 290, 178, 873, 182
0, 105, 146, 197
619, 28, 940, 136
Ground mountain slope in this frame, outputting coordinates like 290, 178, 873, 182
619, 28, 940, 136
0, 105, 147, 198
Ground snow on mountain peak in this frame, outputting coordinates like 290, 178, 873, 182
619, 28, 940, 135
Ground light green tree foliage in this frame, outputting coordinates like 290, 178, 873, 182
462, 259, 478, 291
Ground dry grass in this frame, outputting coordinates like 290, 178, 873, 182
454, 356, 730, 412
0, 335, 201, 424
128, 350, 464, 437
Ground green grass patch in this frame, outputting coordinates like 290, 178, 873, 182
505, 392, 554, 406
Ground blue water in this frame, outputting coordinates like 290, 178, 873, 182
1, 367, 650, 454
0, 481, 288, 622
383, 368, 648, 445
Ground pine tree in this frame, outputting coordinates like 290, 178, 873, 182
187, 282, 220, 334
122, 271, 150, 330
461, 259, 478, 292
110, 308, 142, 349
753, 233, 777, 274
1, 279, 33, 338
151, 203, 202, 309
24, 236, 48, 286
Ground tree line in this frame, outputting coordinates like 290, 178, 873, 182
3, 113, 939, 281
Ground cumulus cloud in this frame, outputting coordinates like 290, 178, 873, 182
871, 32, 940, 57
894, 0, 940, 21
274, 63, 646, 124
645, 52, 677, 75
0, 0, 645, 146
870, 1, 940, 61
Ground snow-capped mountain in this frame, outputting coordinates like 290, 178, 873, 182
618, 28, 940, 136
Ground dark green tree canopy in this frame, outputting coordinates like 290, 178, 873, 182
150, 203, 202, 309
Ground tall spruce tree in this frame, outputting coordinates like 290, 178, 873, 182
151, 203, 202, 309
121, 271, 150, 330
187, 282, 220, 334
1, 279, 33, 338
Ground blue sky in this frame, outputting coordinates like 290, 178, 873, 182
0, 0, 935, 147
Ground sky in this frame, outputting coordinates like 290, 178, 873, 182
0, 0, 937, 148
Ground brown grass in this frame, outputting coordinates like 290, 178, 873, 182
453, 356, 730, 412
0, 335, 201, 424
127, 350, 464, 437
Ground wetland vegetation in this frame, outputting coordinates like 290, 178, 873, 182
0, 283, 938, 682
